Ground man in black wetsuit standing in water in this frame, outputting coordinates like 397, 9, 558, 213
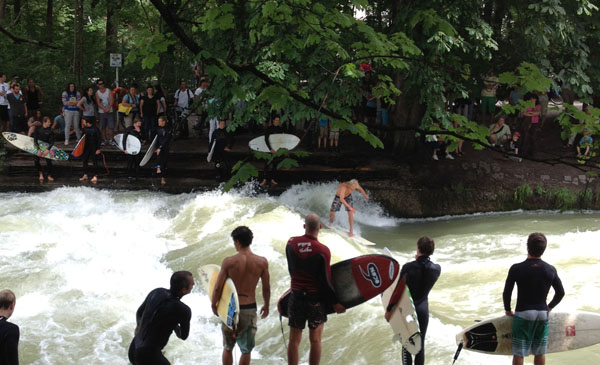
503, 232, 564, 365
260, 115, 284, 186
128, 271, 194, 365
384, 236, 441, 365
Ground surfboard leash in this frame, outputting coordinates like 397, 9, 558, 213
279, 314, 288, 351
452, 342, 463, 364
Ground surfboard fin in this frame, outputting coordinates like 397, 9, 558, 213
452, 342, 463, 364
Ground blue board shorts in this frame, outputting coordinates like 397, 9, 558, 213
222, 306, 257, 354
512, 310, 549, 357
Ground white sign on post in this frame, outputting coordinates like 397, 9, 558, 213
110, 53, 122, 68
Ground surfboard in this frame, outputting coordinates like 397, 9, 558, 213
197, 264, 240, 330
456, 311, 600, 355
114, 133, 141, 155
324, 223, 376, 246
207, 140, 216, 162
381, 272, 421, 354
139, 135, 158, 167
248, 133, 300, 152
278, 254, 399, 316
2, 132, 69, 161
71, 135, 86, 159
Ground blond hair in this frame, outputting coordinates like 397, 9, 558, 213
348, 179, 359, 188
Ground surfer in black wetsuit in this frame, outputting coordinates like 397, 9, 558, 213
209, 119, 233, 181
128, 271, 194, 365
154, 116, 172, 186
502, 232, 564, 365
385, 236, 441, 365
0, 289, 19, 365
79, 118, 101, 184
260, 115, 284, 186
123, 118, 142, 183
33, 116, 55, 183
286, 213, 345, 365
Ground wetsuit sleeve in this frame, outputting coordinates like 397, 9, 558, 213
503, 266, 516, 312
175, 305, 192, 340
209, 129, 217, 151
33, 128, 40, 147
548, 271, 565, 309
264, 127, 273, 151
48, 129, 54, 148
123, 128, 130, 150
226, 131, 234, 149
93, 127, 101, 150
135, 297, 147, 328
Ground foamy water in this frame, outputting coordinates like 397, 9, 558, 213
0, 185, 599, 364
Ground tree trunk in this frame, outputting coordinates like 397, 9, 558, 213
73, 0, 84, 85
0, 0, 5, 19
105, 0, 125, 81
13, 0, 20, 19
46, 0, 53, 42
389, 75, 424, 153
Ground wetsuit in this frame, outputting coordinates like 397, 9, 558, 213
155, 126, 172, 178
128, 288, 191, 365
0, 316, 19, 365
388, 256, 441, 365
81, 123, 101, 177
503, 258, 564, 312
33, 125, 54, 177
210, 127, 233, 181
285, 234, 338, 329
262, 124, 284, 183
123, 126, 142, 179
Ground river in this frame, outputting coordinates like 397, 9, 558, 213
0, 183, 599, 364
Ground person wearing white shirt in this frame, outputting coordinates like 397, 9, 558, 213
0, 73, 10, 131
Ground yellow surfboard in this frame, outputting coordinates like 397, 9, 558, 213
198, 264, 240, 330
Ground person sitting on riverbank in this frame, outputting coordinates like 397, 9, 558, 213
212, 226, 270, 365
329, 179, 369, 237
0, 289, 19, 365
577, 131, 593, 158
128, 271, 194, 365
488, 116, 511, 148
506, 132, 522, 161
426, 124, 454, 161
33, 116, 55, 183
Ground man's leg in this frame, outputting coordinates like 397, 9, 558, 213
512, 356, 524, 365
533, 354, 545, 365
308, 324, 324, 365
222, 349, 233, 365
347, 210, 354, 237
288, 327, 303, 365
240, 352, 251, 365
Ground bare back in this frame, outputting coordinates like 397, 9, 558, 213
223, 250, 268, 305
335, 182, 354, 198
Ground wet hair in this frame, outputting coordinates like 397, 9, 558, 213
272, 115, 281, 122
170, 271, 193, 295
0, 290, 15, 309
158, 115, 166, 123
417, 236, 435, 256
348, 179, 359, 188
42, 116, 51, 125
305, 213, 320, 232
133, 117, 142, 124
527, 232, 547, 257
231, 226, 253, 247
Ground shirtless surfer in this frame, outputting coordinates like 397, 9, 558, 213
329, 179, 369, 237
212, 226, 271, 365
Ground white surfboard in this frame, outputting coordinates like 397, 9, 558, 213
456, 311, 600, 355
381, 249, 422, 354
114, 133, 141, 155
207, 140, 216, 162
322, 221, 376, 246
3, 132, 69, 161
139, 135, 158, 167
249, 133, 300, 152
197, 265, 240, 330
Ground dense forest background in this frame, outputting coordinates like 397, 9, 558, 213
2, 0, 600, 161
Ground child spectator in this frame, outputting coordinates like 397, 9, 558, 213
33, 117, 55, 182
577, 131, 593, 158
508, 132, 522, 156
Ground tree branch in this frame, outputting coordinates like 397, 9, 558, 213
0, 25, 58, 49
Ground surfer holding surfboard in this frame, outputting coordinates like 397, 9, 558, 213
502, 232, 565, 365
212, 226, 270, 365
384, 236, 441, 365
285, 213, 346, 365
33, 117, 55, 183
154, 115, 172, 186
260, 115, 284, 186
79, 119, 101, 184
329, 179, 369, 237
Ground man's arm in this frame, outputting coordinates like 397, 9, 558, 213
175, 306, 192, 340
548, 272, 565, 310
134, 297, 148, 335
260, 259, 271, 319
357, 184, 369, 200
5, 325, 19, 365
211, 259, 230, 316
502, 267, 516, 315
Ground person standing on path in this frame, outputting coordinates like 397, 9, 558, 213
286, 213, 345, 365
212, 226, 270, 365
503, 232, 565, 365
95, 79, 115, 146
384, 236, 441, 365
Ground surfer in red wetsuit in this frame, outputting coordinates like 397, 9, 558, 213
385, 236, 441, 365
286, 213, 345, 365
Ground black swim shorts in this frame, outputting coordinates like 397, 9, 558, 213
288, 290, 327, 330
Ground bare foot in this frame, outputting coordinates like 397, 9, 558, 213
348, 232, 354, 237
79, 174, 88, 182
161, 177, 166, 185
91, 176, 98, 184
39, 174, 44, 183
260, 179, 267, 186
271, 179, 278, 185
47, 176, 54, 182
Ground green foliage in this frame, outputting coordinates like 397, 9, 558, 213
514, 184, 533, 205
224, 161, 259, 191
547, 187, 578, 211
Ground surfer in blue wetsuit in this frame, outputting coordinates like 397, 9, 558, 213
33, 116, 55, 183
260, 115, 284, 186
154, 116, 171, 186
286, 213, 345, 365
209, 119, 233, 182
385, 236, 441, 365
0, 289, 19, 365
128, 271, 194, 365
502, 232, 564, 365
79, 118, 101, 184
123, 118, 142, 183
